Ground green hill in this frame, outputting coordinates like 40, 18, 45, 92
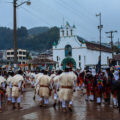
28, 27, 49, 35
0, 26, 59, 51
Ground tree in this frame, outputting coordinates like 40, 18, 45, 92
113, 46, 119, 54
17, 26, 28, 38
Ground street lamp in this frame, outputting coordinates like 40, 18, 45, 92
13, 0, 31, 65
16, 0, 31, 7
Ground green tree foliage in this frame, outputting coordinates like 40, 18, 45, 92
113, 45, 120, 54
28, 27, 49, 35
0, 27, 13, 49
0, 26, 60, 51
17, 26, 28, 38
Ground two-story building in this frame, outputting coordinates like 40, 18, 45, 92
7, 49, 27, 64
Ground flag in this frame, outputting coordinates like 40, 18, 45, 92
96, 56, 101, 73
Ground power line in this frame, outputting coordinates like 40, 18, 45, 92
54, 0, 98, 39
21, 6, 52, 26
39, 0, 70, 26
73, 0, 98, 23
56, 0, 97, 28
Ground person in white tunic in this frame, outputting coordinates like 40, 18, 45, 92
38, 70, 51, 107
33, 72, 43, 100
52, 70, 63, 108
58, 67, 77, 112
12, 70, 24, 109
6, 72, 14, 104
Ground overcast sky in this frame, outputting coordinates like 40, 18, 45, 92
0, 0, 120, 43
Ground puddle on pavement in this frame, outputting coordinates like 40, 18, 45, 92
22, 112, 38, 120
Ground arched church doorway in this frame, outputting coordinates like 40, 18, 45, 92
61, 57, 76, 70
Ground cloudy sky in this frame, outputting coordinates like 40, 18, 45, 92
0, 0, 120, 43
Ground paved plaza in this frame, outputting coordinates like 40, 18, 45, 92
0, 88, 120, 120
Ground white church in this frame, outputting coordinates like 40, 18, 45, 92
53, 22, 112, 70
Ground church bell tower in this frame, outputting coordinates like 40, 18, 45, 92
60, 22, 76, 38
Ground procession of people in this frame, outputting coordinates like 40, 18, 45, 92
0, 66, 120, 113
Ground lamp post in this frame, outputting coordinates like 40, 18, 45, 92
13, 0, 31, 65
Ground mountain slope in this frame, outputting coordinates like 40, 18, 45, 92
0, 26, 59, 51
28, 27, 49, 35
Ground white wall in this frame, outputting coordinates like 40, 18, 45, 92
53, 36, 112, 70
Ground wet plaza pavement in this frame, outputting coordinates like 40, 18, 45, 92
0, 88, 120, 120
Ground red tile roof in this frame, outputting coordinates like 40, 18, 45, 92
77, 36, 112, 53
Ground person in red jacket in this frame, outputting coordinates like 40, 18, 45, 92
0, 75, 6, 113
85, 71, 92, 101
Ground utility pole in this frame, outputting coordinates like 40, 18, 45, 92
96, 13, 103, 72
118, 38, 120, 53
118, 38, 119, 48
13, 0, 17, 64
105, 30, 117, 58
13, 0, 31, 65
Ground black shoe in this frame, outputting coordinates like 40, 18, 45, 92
68, 107, 72, 112
119, 108, 120, 113
53, 103, 56, 108
13, 106, 16, 110
97, 103, 101, 105
33, 96, 35, 100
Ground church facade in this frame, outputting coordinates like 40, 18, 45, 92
53, 23, 112, 70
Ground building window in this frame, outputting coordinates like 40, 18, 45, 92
65, 45, 72, 57
79, 62, 81, 67
19, 51, 22, 55
84, 56, 86, 65
107, 56, 109, 64
7, 57, 10, 60
23, 52, 26, 55
66, 30, 68, 36
71, 29, 73, 36
11, 52, 14, 55
7, 52, 10, 55
62, 30, 64, 37
23, 57, 26, 60
57, 56, 59, 61
79, 55, 81, 61
19, 57, 22, 60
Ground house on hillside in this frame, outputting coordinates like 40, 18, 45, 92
53, 22, 112, 70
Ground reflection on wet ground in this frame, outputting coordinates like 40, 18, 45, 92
0, 88, 120, 120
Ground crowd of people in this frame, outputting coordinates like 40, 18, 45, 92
0, 67, 120, 113
77, 68, 120, 109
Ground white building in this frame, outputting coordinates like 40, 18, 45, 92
7, 49, 27, 64
39, 49, 53, 60
53, 23, 112, 70
0, 50, 7, 60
